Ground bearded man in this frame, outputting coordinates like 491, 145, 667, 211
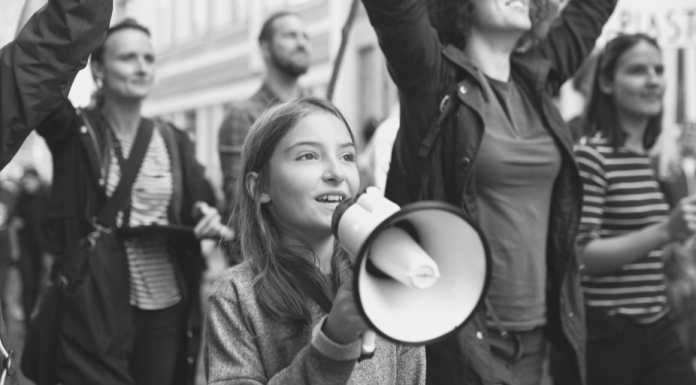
218, 11, 312, 215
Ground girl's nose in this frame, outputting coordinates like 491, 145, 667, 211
322, 159, 346, 184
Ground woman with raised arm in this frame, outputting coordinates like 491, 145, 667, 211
553, 33, 696, 385
22, 18, 232, 385
361, 0, 617, 384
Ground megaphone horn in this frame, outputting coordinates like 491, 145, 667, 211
332, 188, 491, 346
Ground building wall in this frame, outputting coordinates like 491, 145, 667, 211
114, 0, 397, 203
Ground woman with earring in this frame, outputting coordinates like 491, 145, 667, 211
360, 0, 617, 383
553, 33, 696, 384
27, 18, 232, 385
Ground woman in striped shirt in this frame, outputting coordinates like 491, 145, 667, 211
557, 34, 696, 384
32, 18, 233, 385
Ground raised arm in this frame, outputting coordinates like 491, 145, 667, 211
361, 0, 442, 94
0, 0, 112, 169
538, 0, 617, 86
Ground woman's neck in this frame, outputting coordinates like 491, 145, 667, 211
619, 111, 650, 154
465, 32, 520, 81
101, 97, 143, 142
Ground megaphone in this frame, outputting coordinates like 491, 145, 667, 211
332, 187, 491, 348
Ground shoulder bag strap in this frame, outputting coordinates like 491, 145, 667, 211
57, 119, 154, 292
95, 118, 154, 228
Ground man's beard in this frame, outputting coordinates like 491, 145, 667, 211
270, 49, 310, 78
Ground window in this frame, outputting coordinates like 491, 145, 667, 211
192, 0, 208, 35
174, 0, 193, 42
211, 0, 247, 29
155, 0, 173, 48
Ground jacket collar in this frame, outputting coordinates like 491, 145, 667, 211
442, 44, 553, 93
511, 50, 553, 95
442, 44, 485, 88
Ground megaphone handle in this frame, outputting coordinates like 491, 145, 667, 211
361, 330, 376, 356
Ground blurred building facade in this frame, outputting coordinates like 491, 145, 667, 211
113, 0, 398, 202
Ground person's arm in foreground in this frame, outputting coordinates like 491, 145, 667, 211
0, 0, 113, 169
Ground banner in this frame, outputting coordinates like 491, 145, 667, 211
600, 0, 696, 48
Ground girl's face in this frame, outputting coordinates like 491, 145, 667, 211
471, 0, 532, 35
264, 113, 359, 240
602, 40, 665, 120
95, 29, 155, 102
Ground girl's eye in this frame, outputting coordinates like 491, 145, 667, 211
342, 153, 357, 162
298, 153, 317, 161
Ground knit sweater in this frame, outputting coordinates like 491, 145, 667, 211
205, 263, 426, 384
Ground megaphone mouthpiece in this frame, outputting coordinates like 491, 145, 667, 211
369, 227, 440, 290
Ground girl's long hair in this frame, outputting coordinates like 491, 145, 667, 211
583, 33, 663, 150
232, 97, 354, 334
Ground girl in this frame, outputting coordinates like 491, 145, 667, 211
555, 33, 696, 384
205, 97, 425, 384
361, 0, 616, 383
29, 18, 231, 385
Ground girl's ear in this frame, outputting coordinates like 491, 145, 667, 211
598, 75, 613, 95
246, 172, 271, 203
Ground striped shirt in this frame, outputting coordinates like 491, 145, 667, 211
576, 136, 669, 323
106, 127, 181, 310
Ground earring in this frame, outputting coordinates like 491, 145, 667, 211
95, 77, 103, 88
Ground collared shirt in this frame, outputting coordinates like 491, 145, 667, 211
217, 83, 310, 209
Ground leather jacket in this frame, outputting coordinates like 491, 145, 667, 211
362, 0, 618, 383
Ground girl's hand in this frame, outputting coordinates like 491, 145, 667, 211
665, 195, 696, 242
322, 280, 368, 345
193, 202, 235, 240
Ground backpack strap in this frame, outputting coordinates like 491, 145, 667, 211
77, 109, 107, 196
58, 117, 154, 292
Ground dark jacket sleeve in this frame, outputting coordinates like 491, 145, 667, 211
0, 0, 112, 169
361, 0, 442, 95
177, 128, 216, 225
538, 0, 617, 86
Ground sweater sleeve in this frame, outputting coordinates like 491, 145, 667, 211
205, 280, 359, 385
396, 344, 426, 385
0, 0, 112, 169
575, 144, 608, 251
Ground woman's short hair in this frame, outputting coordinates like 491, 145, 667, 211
426, 0, 561, 51
89, 18, 151, 107
90, 18, 151, 65
583, 33, 662, 149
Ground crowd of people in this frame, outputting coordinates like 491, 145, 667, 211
1, 0, 696, 384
